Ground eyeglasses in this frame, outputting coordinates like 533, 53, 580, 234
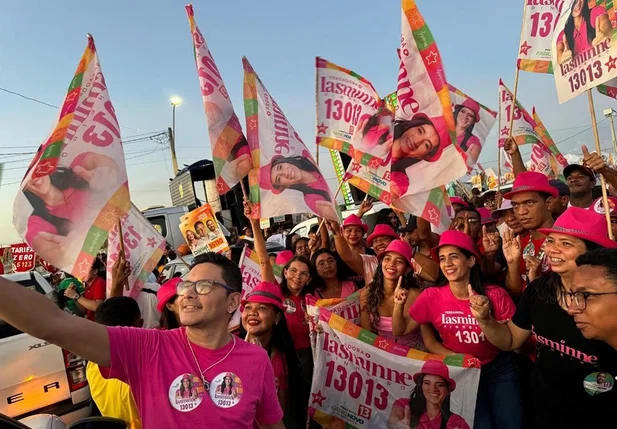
484, 200, 496, 207
287, 268, 310, 278
176, 280, 236, 296
316, 258, 336, 268
561, 290, 617, 310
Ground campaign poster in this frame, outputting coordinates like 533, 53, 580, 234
179, 203, 229, 256
552, 0, 617, 103
11, 243, 36, 272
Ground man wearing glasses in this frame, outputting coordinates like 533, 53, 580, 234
0, 252, 285, 429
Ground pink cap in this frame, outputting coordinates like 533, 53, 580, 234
377, 240, 413, 264
367, 224, 399, 247
450, 197, 469, 208
413, 360, 456, 391
455, 98, 481, 123
503, 171, 559, 200
241, 281, 285, 311
157, 277, 181, 313
342, 214, 368, 234
491, 199, 513, 219
431, 230, 481, 261
538, 207, 617, 249
477, 207, 496, 225
591, 196, 617, 216
275, 250, 294, 266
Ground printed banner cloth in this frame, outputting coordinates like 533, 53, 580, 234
10, 243, 36, 272
316, 57, 390, 167
597, 76, 617, 98
391, 0, 467, 200
243, 57, 338, 221
309, 310, 481, 428
498, 79, 542, 148
106, 205, 166, 299
345, 159, 393, 206
518, 0, 566, 73
330, 149, 355, 206
306, 291, 361, 326
186, 5, 252, 194
13, 35, 131, 278
532, 107, 569, 175
551, 0, 617, 103
180, 203, 229, 256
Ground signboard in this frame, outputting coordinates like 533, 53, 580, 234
11, 243, 36, 272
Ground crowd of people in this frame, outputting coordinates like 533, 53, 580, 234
2, 142, 617, 429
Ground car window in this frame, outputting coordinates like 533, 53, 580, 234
148, 215, 168, 238
0, 277, 49, 339
159, 264, 174, 282
295, 227, 307, 238
175, 264, 190, 278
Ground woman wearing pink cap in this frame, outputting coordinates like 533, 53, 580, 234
157, 277, 182, 330
387, 360, 470, 429
360, 240, 425, 350
470, 207, 617, 429
260, 149, 336, 219
393, 230, 521, 429
240, 281, 308, 427
454, 99, 482, 167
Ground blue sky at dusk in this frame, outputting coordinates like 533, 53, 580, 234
1, 0, 616, 243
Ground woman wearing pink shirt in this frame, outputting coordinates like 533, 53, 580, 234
311, 249, 356, 299
454, 99, 482, 167
392, 230, 521, 429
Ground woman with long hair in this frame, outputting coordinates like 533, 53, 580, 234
216, 374, 238, 397
393, 230, 521, 429
311, 249, 356, 299
244, 200, 317, 388
454, 99, 482, 167
260, 149, 336, 219
557, 0, 612, 64
387, 360, 470, 429
360, 240, 424, 350
240, 281, 309, 428
471, 208, 617, 429
175, 374, 198, 400
157, 277, 181, 330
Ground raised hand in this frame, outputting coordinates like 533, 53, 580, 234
582, 145, 605, 174
325, 220, 341, 236
243, 199, 254, 218
502, 228, 522, 265
357, 198, 374, 218
468, 284, 491, 321
393, 277, 408, 306
525, 255, 542, 282
482, 225, 501, 255
503, 136, 519, 155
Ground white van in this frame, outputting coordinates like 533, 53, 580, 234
0, 272, 91, 424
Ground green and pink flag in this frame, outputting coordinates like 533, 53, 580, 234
13, 35, 131, 278
186, 4, 252, 195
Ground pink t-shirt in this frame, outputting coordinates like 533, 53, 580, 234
558, 6, 606, 57
391, 398, 470, 429
105, 327, 283, 429
409, 285, 515, 365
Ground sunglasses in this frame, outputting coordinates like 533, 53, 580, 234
176, 280, 236, 296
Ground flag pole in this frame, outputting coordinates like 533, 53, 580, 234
587, 89, 614, 240
116, 219, 129, 291
497, 82, 502, 197
315, 58, 320, 166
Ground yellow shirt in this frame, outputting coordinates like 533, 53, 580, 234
86, 362, 142, 429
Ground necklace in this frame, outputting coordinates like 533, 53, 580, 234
186, 331, 236, 391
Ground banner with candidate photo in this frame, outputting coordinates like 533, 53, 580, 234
179, 203, 229, 256
498, 79, 542, 148
391, 0, 467, 201
316, 57, 390, 168
243, 57, 338, 221
518, 0, 566, 73
13, 35, 131, 278
309, 310, 480, 429
551, 0, 617, 103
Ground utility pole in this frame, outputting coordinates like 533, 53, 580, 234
169, 97, 181, 175
603, 108, 617, 154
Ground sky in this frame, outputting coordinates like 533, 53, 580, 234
1, 0, 616, 244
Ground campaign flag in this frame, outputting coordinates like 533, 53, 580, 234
13, 35, 131, 278
10, 243, 36, 272
345, 159, 393, 206
179, 203, 229, 256
498, 79, 543, 148
330, 149, 355, 206
106, 205, 166, 299
306, 292, 361, 326
528, 144, 555, 176
597, 77, 617, 98
309, 310, 481, 428
243, 57, 338, 221
186, 5, 252, 194
316, 57, 390, 168
532, 107, 569, 175
517, 0, 566, 73
448, 84, 497, 169
391, 0, 467, 200
551, 0, 617, 103
229, 246, 282, 330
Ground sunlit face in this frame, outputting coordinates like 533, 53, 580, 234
511, 192, 552, 230
393, 124, 439, 159
567, 171, 593, 196
422, 375, 449, 406
25, 175, 52, 197
572, 0, 584, 17
438, 245, 474, 282
381, 252, 409, 281
343, 226, 364, 246
271, 162, 302, 188
569, 265, 617, 342
206, 220, 216, 232
544, 232, 587, 275
315, 253, 338, 280
284, 260, 311, 295
456, 107, 476, 129
241, 301, 277, 337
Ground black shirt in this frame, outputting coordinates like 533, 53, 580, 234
512, 277, 617, 429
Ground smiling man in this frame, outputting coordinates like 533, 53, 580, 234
0, 253, 285, 429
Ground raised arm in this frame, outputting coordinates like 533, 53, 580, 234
391, 279, 420, 336
327, 220, 364, 275
244, 200, 276, 283
0, 276, 110, 367
503, 137, 527, 175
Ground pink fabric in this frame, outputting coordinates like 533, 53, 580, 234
558, 6, 606, 57
457, 133, 481, 152
391, 398, 470, 429
409, 285, 515, 365
105, 327, 283, 428
283, 295, 311, 350
391, 170, 409, 197
341, 281, 356, 299
271, 351, 288, 392
303, 171, 332, 214
376, 316, 424, 351
361, 254, 379, 285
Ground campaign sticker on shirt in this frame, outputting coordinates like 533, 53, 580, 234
284, 298, 296, 314
583, 372, 614, 396
593, 198, 615, 215
168, 373, 205, 412
210, 372, 243, 408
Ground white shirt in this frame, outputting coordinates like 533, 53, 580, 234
136, 283, 161, 329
